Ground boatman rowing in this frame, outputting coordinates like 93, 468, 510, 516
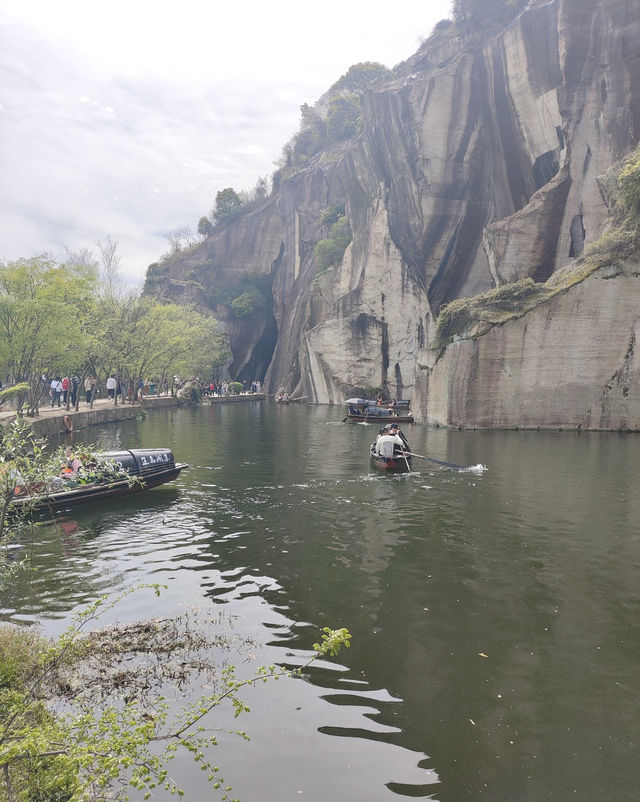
374, 423, 410, 458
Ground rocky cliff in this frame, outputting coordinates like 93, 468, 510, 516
422, 259, 640, 429
151, 0, 640, 429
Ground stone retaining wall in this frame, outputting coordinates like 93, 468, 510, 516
2, 394, 266, 439
5, 396, 179, 439
208, 393, 266, 404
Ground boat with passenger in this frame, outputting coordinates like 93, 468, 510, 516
10, 448, 188, 514
370, 423, 412, 472
345, 397, 414, 423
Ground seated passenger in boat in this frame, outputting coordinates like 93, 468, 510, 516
375, 424, 407, 458
60, 448, 83, 479
388, 423, 410, 449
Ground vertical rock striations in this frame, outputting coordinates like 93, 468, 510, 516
153, 0, 640, 428
423, 261, 640, 430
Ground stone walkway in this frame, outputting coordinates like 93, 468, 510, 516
0, 394, 168, 420
0, 392, 266, 437
0, 394, 177, 437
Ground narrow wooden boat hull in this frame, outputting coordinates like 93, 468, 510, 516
345, 400, 413, 424
11, 465, 188, 514
348, 413, 414, 423
10, 449, 188, 514
369, 447, 412, 472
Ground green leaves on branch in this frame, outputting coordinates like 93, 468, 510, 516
279, 63, 389, 171
326, 62, 390, 97
0, 583, 352, 801
198, 216, 214, 238
110, 298, 227, 387
452, 0, 528, 28
0, 253, 226, 410
313, 627, 352, 657
583, 144, 640, 265
0, 382, 29, 407
615, 145, 640, 219
315, 213, 352, 273
206, 272, 268, 321
212, 188, 243, 224
0, 417, 143, 580
0, 257, 96, 411
230, 292, 256, 319
319, 205, 346, 228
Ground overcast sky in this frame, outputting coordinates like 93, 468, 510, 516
0, 0, 452, 285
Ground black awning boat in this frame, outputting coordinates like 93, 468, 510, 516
10, 448, 188, 514
346, 400, 414, 423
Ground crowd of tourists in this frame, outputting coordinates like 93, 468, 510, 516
41, 374, 170, 407
39, 374, 264, 408
202, 379, 262, 396
46, 375, 81, 407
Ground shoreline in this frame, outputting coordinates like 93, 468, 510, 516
0, 393, 267, 439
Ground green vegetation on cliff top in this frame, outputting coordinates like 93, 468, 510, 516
314, 207, 352, 274
452, 0, 529, 29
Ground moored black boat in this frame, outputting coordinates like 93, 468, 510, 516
345, 398, 414, 423
10, 448, 188, 514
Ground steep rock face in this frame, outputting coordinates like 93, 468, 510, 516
151, 198, 283, 382
264, 141, 431, 401
288, 200, 428, 403
158, 0, 639, 426
482, 0, 640, 283
418, 260, 640, 430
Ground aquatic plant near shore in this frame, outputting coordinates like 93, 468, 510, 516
0, 584, 351, 801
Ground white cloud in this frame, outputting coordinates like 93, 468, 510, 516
0, 0, 451, 285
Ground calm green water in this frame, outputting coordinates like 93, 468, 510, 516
2, 402, 639, 801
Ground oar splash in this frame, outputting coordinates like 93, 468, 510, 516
404, 452, 487, 473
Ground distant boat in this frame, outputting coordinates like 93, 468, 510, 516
344, 397, 414, 423
10, 448, 188, 514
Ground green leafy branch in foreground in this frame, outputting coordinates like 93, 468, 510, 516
0, 586, 352, 801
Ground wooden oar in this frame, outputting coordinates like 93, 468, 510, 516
404, 452, 468, 471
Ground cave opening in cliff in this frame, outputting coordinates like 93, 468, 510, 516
231, 311, 278, 386
394, 363, 404, 401
569, 214, 586, 257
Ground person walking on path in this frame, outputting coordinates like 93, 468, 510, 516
106, 374, 117, 400
50, 376, 63, 407
70, 375, 79, 406
84, 376, 95, 404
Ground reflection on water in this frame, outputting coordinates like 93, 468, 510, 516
2, 403, 639, 801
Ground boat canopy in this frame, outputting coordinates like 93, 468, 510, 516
362, 406, 392, 417
99, 448, 175, 478
345, 397, 377, 407
345, 397, 411, 408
